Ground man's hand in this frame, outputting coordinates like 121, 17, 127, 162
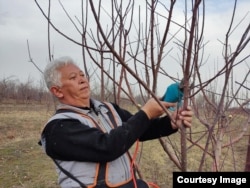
171, 106, 193, 129
141, 98, 175, 119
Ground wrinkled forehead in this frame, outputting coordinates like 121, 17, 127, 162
58, 63, 83, 76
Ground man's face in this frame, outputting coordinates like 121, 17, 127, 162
57, 64, 90, 105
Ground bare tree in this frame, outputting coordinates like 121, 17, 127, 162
33, 0, 250, 183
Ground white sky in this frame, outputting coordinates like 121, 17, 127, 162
0, 0, 249, 95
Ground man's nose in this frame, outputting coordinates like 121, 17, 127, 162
79, 76, 85, 84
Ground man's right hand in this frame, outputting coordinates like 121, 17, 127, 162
141, 98, 175, 119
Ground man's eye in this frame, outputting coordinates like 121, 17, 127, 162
70, 76, 76, 80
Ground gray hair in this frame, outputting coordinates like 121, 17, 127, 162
43, 56, 77, 89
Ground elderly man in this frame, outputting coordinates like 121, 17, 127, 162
39, 56, 193, 188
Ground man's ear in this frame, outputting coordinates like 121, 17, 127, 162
50, 86, 63, 98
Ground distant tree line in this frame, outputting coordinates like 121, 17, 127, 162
0, 77, 51, 104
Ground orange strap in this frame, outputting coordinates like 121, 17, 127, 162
130, 140, 160, 188
147, 182, 160, 188
130, 140, 139, 188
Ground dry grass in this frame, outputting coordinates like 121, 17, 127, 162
0, 103, 59, 188
0, 103, 249, 188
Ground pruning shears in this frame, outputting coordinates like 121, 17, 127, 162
162, 80, 184, 111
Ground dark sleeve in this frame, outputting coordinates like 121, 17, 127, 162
111, 103, 178, 141
110, 102, 133, 121
42, 110, 151, 162
138, 116, 178, 141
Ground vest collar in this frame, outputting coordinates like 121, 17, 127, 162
56, 99, 108, 115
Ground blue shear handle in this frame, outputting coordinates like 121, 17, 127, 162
162, 82, 183, 111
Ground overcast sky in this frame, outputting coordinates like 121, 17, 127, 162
0, 0, 249, 94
